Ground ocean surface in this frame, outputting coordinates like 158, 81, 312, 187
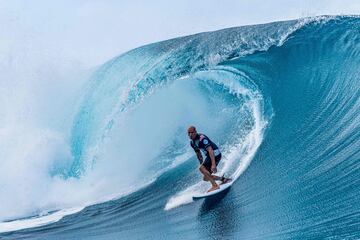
1, 16, 359, 239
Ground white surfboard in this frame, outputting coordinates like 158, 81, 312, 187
192, 181, 233, 200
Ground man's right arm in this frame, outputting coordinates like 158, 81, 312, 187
196, 150, 203, 163
191, 142, 203, 163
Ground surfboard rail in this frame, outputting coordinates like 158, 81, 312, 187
192, 182, 232, 200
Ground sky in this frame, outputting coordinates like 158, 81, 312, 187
1, 0, 360, 67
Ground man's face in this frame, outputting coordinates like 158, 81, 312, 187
187, 128, 197, 140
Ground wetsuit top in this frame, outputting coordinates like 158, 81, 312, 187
190, 133, 221, 158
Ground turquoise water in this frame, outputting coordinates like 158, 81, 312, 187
1, 16, 359, 239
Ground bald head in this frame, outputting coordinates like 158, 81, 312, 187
187, 126, 197, 140
187, 126, 196, 132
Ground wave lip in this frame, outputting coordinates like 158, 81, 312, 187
67, 17, 310, 178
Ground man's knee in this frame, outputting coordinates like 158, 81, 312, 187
199, 165, 208, 173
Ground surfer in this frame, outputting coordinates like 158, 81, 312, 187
187, 126, 231, 192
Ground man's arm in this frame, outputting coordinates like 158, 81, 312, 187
196, 150, 203, 163
191, 142, 203, 163
206, 146, 217, 173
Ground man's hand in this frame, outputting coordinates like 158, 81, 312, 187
211, 165, 217, 173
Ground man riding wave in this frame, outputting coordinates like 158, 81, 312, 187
187, 126, 231, 192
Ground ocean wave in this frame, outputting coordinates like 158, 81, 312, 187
1, 16, 359, 239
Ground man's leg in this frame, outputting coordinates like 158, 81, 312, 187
201, 156, 222, 181
199, 165, 219, 192
203, 175, 222, 181
208, 154, 231, 184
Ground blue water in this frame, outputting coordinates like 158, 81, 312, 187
1, 16, 360, 239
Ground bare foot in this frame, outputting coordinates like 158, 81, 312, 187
207, 185, 220, 192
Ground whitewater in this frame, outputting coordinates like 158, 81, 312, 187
0, 16, 359, 239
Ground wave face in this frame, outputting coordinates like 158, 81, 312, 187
1, 16, 360, 239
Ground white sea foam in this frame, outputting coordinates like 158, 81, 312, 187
0, 207, 84, 233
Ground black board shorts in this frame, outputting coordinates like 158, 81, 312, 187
202, 153, 222, 173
